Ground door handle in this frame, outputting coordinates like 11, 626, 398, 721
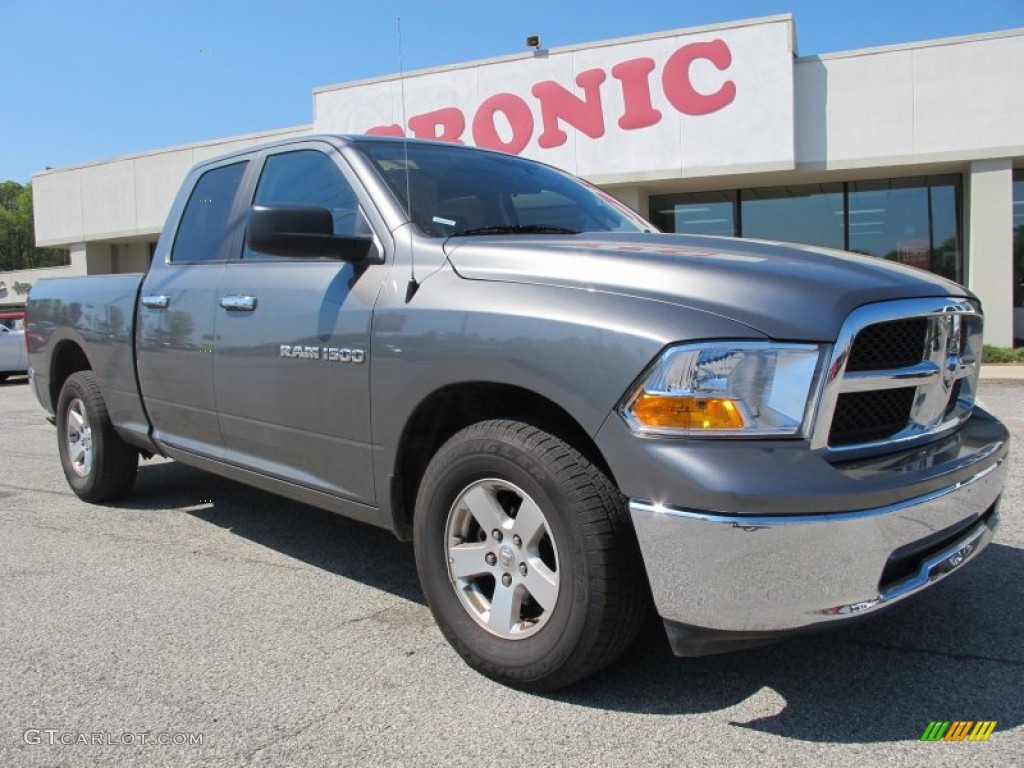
141, 294, 170, 309
219, 295, 258, 312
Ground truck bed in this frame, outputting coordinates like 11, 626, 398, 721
28, 273, 152, 449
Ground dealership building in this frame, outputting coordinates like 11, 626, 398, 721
11, 14, 1024, 344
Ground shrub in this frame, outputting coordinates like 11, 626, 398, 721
982, 345, 1024, 363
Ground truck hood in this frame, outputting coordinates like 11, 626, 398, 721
443, 232, 972, 341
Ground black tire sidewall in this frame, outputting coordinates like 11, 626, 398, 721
57, 374, 94, 496
415, 428, 594, 684
56, 372, 122, 499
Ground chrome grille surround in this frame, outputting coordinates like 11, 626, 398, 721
811, 297, 983, 454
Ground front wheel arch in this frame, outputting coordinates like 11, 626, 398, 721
392, 382, 617, 540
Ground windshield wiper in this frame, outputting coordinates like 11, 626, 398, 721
449, 224, 580, 237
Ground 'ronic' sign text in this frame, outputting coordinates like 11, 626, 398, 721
365, 39, 737, 155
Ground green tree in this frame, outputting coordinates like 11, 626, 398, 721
0, 181, 68, 272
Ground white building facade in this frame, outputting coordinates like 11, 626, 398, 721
21, 15, 1024, 344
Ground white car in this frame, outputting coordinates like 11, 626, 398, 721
0, 325, 28, 382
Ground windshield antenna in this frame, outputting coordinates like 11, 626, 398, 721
397, 17, 419, 302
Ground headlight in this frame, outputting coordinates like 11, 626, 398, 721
620, 342, 823, 437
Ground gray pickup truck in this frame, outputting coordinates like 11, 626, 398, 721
27, 135, 1009, 690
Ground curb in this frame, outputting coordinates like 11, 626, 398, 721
979, 365, 1024, 381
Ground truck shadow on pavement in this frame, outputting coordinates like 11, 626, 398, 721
125, 459, 1023, 744
127, 459, 425, 605
558, 540, 1024, 741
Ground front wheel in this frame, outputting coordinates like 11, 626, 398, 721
56, 371, 138, 502
414, 420, 649, 690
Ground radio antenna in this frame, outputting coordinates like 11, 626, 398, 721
398, 16, 420, 302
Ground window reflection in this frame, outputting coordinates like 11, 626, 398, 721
741, 183, 844, 249
650, 174, 963, 282
649, 190, 736, 237
848, 176, 961, 282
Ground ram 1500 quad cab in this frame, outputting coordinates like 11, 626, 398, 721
27, 135, 1009, 690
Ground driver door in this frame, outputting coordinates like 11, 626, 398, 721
213, 144, 386, 504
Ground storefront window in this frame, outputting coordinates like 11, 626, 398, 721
650, 174, 963, 282
741, 183, 844, 250
649, 190, 736, 237
847, 175, 961, 283
1014, 170, 1023, 309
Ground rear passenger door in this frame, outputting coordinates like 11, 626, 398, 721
137, 158, 250, 458
213, 143, 387, 504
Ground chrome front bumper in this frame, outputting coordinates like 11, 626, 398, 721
630, 458, 1006, 650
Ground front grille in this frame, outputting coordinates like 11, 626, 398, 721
829, 387, 917, 446
944, 379, 963, 419
846, 318, 928, 372
815, 299, 983, 453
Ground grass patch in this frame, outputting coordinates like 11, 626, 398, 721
982, 345, 1024, 363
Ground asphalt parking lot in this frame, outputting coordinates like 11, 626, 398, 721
0, 375, 1021, 767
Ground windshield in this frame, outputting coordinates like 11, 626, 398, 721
355, 140, 651, 237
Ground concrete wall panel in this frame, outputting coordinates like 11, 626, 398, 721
809, 50, 916, 167
133, 150, 194, 232
80, 160, 137, 240
33, 170, 84, 246
913, 36, 1024, 158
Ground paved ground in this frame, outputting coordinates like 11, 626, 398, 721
0, 375, 1020, 767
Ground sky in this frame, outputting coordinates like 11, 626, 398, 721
1, 0, 1022, 184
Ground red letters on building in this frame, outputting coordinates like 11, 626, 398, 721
364, 38, 737, 153
661, 39, 736, 116
409, 108, 466, 143
532, 69, 607, 148
610, 57, 662, 130
365, 124, 405, 137
471, 94, 534, 154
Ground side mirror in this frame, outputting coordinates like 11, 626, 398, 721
246, 204, 373, 262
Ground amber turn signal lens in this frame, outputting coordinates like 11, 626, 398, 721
630, 394, 745, 430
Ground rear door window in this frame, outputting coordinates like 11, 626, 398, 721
171, 161, 248, 263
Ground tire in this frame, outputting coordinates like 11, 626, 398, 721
414, 419, 649, 690
56, 371, 138, 502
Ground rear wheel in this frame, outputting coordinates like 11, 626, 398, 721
414, 420, 649, 690
56, 371, 138, 502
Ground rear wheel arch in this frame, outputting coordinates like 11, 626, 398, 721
56, 370, 138, 502
49, 340, 92, 412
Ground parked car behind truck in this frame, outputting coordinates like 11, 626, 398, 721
26, 135, 1009, 689
0, 310, 28, 381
